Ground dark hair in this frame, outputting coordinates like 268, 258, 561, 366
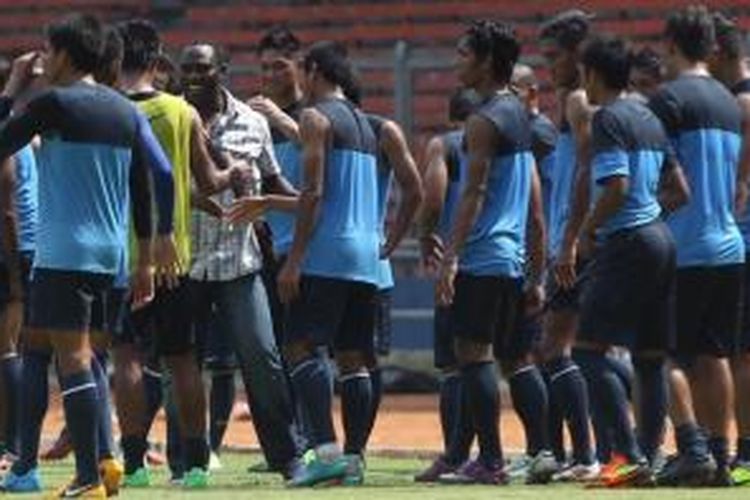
183, 42, 229, 71
714, 11, 746, 59
539, 9, 593, 51
46, 13, 106, 73
464, 20, 520, 84
581, 34, 631, 90
665, 5, 715, 61
303, 41, 359, 95
119, 19, 161, 72
94, 26, 124, 85
257, 25, 301, 57
448, 87, 480, 122
630, 46, 664, 80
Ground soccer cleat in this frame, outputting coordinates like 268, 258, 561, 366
122, 467, 150, 488
0, 452, 17, 473
709, 465, 733, 487
504, 455, 531, 482
599, 458, 654, 488
655, 453, 716, 487
287, 454, 348, 487
46, 482, 106, 499
1, 467, 43, 492
340, 455, 364, 486
98, 458, 124, 496
731, 462, 750, 486
439, 459, 508, 485
552, 461, 601, 482
526, 450, 560, 485
208, 452, 223, 471
183, 467, 209, 489
414, 457, 459, 483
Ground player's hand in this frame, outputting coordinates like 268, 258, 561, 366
4, 52, 41, 98
229, 163, 253, 198
554, 240, 578, 290
248, 95, 284, 124
419, 233, 444, 277
736, 181, 749, 218
1, 298, 24, 341
194, 196, 225, 219
227, 196, 268, 224
524, 283, 545, 316
153, 234, 182, 290
435, 255, 458, 306
277, 260, 301, 304
131, 263, 155, 310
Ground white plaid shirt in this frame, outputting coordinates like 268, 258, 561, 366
190, 88, 280, 281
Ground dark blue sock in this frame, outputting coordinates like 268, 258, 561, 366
444, 374, 474, 466
121, 435, 148, 475
708, 435, 729, 469
509, 365, 549, 456
290, 356, 336, 447
633, 357, 667, 464
1, 353, 22, 455
143, 366, 163, 432
676, 422, 709, 461
544, 356, 594, 464
12, 350, 50, 474
738, 437, 750, 462
341, 371, 372, 455
575, 349, 641, 463
439, 373, 462, 452
209, 370, 235, 452
364, 367, 382, 449
184, 437, 209, 470
163, 375, 184, 477
60, 370, 100, 486
91, 353, 114, 460
574, 350, 613, 464
462, 362, 501, 467
543, 370, 565, 462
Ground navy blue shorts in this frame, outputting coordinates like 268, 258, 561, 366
0, 251, 34, 321
434, 305, 457, 369
285, 275, 377, 353
129, 279, 195, 357
579, 221, 676, 353
740, 256, 750, 352
544, 259, 590, 313
372, 288, 392, 358
674, 263, 743, 358
29, 268, 113, 332
451, 273, 523, 359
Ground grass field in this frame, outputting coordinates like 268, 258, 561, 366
34, 453, 745, 499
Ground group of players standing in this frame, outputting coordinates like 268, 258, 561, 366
0, 4, 748, 498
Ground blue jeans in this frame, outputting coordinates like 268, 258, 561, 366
189, 273, 302, 470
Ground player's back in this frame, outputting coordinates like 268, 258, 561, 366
650, 74, 743, 267
35, 82, 141, 274
130, 91, 193, 269
303, 97, 380, 285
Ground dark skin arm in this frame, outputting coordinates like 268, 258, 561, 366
436, 114, 495, 306
735, 94, 750, 217
658, 162, 691, 214
380, 120, 424, 258
580, 176, 629, 253
0, 157, 21, 299
555, 89, 595, 290
277, 107, 329, 303
189, 109, 234, 195
418, 135, 448, 273
526, 161, 546, 312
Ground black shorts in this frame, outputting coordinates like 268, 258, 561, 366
740, 256, 750, 352
29, 268, 113, 332
674, 263, 744, 358
544, 259, 590, 313
372, 288, 392, 358
0, 252, 34, 321
434, 305, 457, 370
451, 273, 523, 355
130, 279, 195, 357
285, 275, 377, 353
579, 221, 676, 353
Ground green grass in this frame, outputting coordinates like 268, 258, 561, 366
38, 453, 745, 499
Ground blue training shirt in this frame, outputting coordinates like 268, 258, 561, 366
267, 101, 302, 256
548, 118, 577, 259
591, 98, 670, 237
0, 82, 153, 275
437, 130, 466, 240
367, 114, 395, 291
731, 78, 750, 249
649, 74, 744, 267
13, 145, 37, 255
459, 92, 534, 278
529, 111, 558, 229
302, 97, 380, 284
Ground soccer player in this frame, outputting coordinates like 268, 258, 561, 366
537, 10, 599, 480
178, 40, 305, 479
709, 11, 750, 486
435, 20, 544, 485
0, 14, 155, 497
414, 88, 479, 483
115, 19, 239, 489
250, 40, 380, 487
651, 5, 744, 487
361, 112, 423, 460
575, 34, 688, 487
630, 47, 666, 101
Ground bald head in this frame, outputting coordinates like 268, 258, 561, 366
511, 64, 539, 112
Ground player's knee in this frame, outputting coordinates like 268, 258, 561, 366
283, 341, 315, 366
454, 338, 493, 366
335, 350, 368, 373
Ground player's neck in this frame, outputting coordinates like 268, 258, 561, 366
119, 72, 156, 94
313, 86, 345, 103
677, 60, 710, 78
57, 72, 94, 87
597, 89, 626, 106
474, 78, 507, 100
272, 85, 303, 110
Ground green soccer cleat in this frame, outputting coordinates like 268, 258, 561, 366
287, 454, 348, 487
341, 455, 365, 486
183, 467, 209, 489
731, 462, 750, 486
123, 467, 151, 488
